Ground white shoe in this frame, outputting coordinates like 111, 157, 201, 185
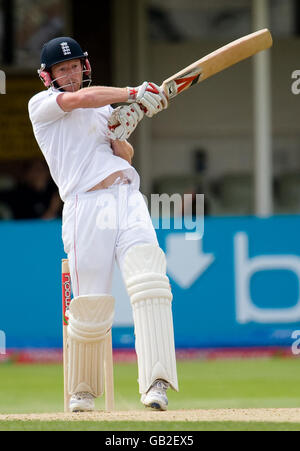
141, 379, 169, 411
69, 392, 95, 412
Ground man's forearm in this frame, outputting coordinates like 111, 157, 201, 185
57, 86, 129, 112
111, 140, 134, 164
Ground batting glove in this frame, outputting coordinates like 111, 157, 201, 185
127, 82, 168, 118
108, 103, 144, 141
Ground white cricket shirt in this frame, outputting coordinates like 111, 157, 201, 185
28, 88, 140, 201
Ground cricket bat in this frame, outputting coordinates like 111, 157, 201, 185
161, 28, 273, 99
108, 29, 272, 133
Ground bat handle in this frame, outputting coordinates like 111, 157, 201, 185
161, 84, 170, 100
138, 103, 148, 114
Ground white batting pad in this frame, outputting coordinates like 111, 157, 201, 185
122, 245, 178, 394
67, 295, 115, 397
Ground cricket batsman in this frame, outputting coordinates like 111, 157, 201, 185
28, 37, 178, 412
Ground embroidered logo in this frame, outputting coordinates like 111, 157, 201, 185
60, 42, 71, 56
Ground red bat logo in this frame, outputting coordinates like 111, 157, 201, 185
175, 73, 201, 93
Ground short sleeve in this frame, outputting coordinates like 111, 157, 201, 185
28, 90, 68, 125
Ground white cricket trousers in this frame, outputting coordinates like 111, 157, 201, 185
62, 183, 158, 297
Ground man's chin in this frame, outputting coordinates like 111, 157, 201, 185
63, 84, 81, 92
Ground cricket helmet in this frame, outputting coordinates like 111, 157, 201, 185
38, 37, 92, 90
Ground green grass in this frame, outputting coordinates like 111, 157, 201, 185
0, 357, 300, 430
0, 421, 300, 432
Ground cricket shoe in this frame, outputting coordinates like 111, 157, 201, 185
141, 379, 169, 411
69, 392, 95, 412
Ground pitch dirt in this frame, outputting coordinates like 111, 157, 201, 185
0, 409, 299, 423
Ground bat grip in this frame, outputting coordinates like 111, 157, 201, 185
138, 103, 148, 114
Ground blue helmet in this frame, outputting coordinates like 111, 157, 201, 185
38, 37, 91, 90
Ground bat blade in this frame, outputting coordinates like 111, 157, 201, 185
162, 29, 273, 99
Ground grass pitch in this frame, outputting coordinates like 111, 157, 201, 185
0, 357, 299, 430
1, 420, 300, 432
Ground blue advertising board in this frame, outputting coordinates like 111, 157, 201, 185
159, 216, 300, 348
0, 216, 299, 350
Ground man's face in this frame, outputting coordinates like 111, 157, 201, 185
51, 59, 83, 92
